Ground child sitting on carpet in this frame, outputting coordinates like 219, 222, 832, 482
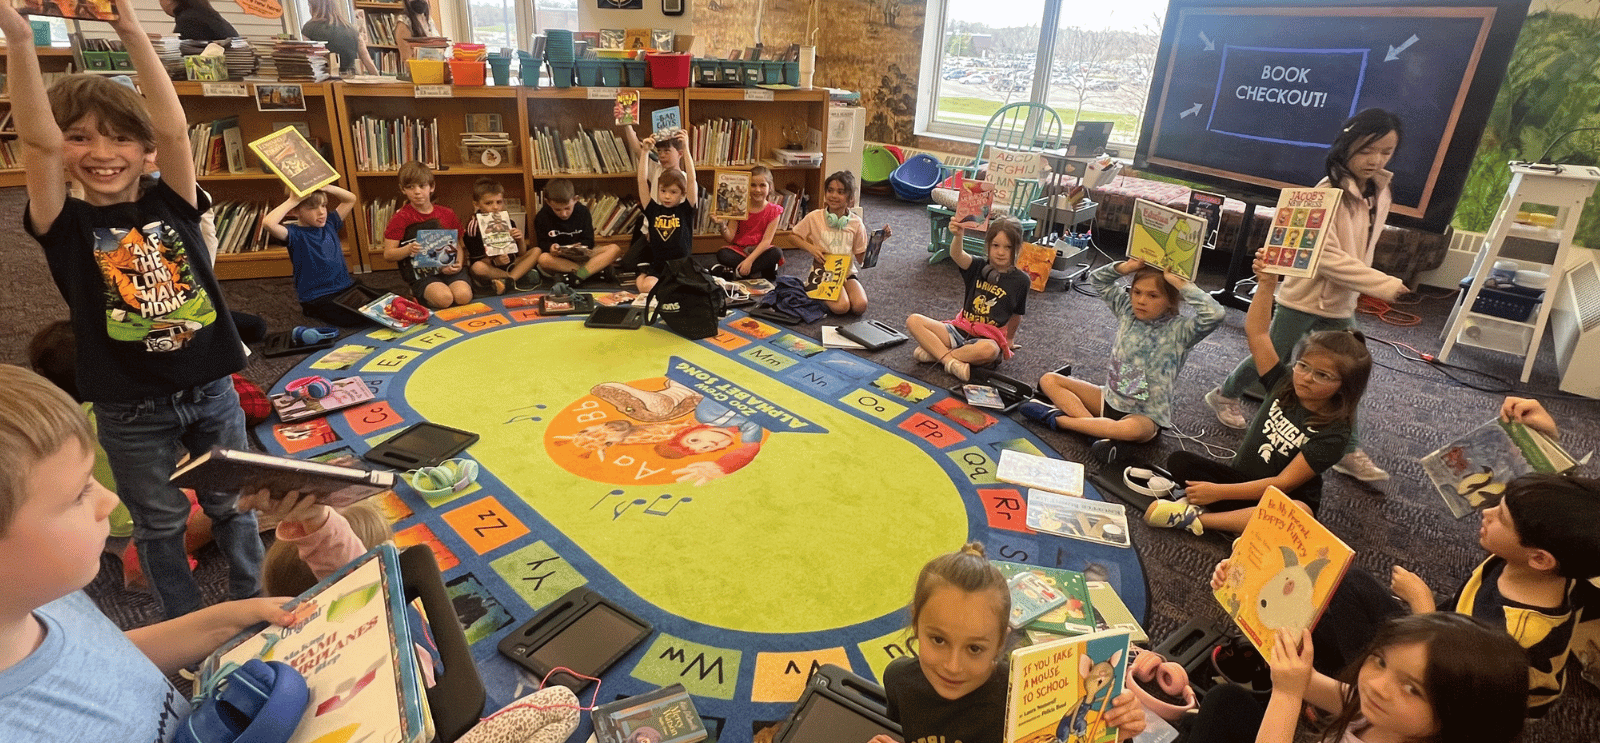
382, 161, 477, 307
463, 177, 540, 292
1146, 248, 1371, 535
870, 542, 1147, 743
790, 170, 879, 315
904, 217, 1030, 382
264, 184, 373, 327
710, 165, 785, 282
1017, 258, 1224, 462
534, 178, 623, 288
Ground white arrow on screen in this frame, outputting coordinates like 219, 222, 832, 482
1199, 32, 1215, 52
1181, 103, 1202, 118
1385, 34, 1419, 61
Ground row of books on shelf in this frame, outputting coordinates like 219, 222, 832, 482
364, 11, 405, 47
213, 201, 275, 255
189, 116, 247, 176
528, 126, 632, 176
371, 49, 402, 76
691, 118, 760, 167
350, 114, 440, 173
365, 199, 400, 248
0, 139, 19, 169
581, 193, 644, 237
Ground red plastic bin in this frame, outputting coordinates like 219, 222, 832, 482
646, 52, 692, 88
449, 60, 486, 86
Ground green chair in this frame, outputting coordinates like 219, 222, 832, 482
926, 102, 1066, 263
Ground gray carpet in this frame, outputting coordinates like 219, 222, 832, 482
2, 185, 1596, 738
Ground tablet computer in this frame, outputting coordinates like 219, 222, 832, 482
775, 664, 902, 743
584, 304, 646, 329
362, 421, 479, 469
497, 586, 653, 692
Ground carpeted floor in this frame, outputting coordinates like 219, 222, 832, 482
2, 185, 1596, 738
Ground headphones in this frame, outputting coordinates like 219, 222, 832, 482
1123, 466, 1177, 500
406, 458, 480, 498
284, 375, 333, 401
292, 325, 339, 347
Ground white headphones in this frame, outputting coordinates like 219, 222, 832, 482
1123, 466, 1176, 499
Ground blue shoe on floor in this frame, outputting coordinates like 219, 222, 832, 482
1016, 400, 1061, 429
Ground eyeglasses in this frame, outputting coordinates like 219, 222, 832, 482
1292, 360, 1341, 385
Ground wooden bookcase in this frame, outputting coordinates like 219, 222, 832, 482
173, 82, 351, 280
0, 47, 78, 189
353, 0, 409, 76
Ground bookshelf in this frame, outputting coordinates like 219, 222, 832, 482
354, 1, 412, 76
0, 47, 79, 189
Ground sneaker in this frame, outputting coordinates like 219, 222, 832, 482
1145, 500, 1203, 535
1016, 400, 1061, 429
562, 272, 584, 288
1089, 438, 1118, 465
708, 263, 739, 280
512, 273, 541, 292
488, 278, 509, 296
944, 357, 971, 382
912, 346, 936, 363
1205, 388, 1248, 429
1332, 449, 1390, 482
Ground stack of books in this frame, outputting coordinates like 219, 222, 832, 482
188, 116, 245, 175
582, 193, 644, 237
272, 38, 330, 82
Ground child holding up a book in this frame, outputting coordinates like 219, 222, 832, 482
264, 184, 374, 326
634, 132, 697, 295
463, 177, 539, 292
792, 170, 881, 315
710, 165, 785, 282
381, 161, 475, 308
533, 178, 623, 288
905, 216, 1030, 382
868, 542, 1147, 743
1146, 248, 1371, 535
1017, 258, 1224, 460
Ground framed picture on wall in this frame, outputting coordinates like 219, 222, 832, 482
600, 0, 643, 9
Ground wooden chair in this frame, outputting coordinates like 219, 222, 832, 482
926, 102, 1066, 263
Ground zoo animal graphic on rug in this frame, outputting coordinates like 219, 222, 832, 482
588, 380, 768, 485
1056, 647, 1125, 743
1221, 546, 1333, 629
94, 222, 218, 351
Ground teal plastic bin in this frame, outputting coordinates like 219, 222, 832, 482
783, 61, 799, 86
741, 61, 763, 87
623, 60, 648, 86
487, 56, 512, 86
518, 58, 541, 87
762, 60, 785, 85
718, 60, 742, 84
598, 60, 623, 86
549, 63, 574, 88
575, 59, 602, 86
693, 59, 720, 85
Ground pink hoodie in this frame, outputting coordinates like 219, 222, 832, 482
1273, 171, 1406, 319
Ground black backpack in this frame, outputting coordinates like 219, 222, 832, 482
646, 258, 726, 339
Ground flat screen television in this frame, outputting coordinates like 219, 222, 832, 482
1135, 0, 1531, 232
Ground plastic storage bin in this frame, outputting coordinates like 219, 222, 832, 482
693, 59, 720, 85
740, 61, 764, 86
783, 61, 799, 85
647, 52, 692, 88
549, 63, 575, 88
598, 60, 624, 86
517, 54, 541, 87
623, 60, 648, 86
449, 60, 486, 86
487, 57, 512, 86
762, 60, 785, 85
718, 60, 743, 84
459, 139, 518, 168
408, 59, 446, 85
575, 59, 601, 86
1457, 278, 1543, 322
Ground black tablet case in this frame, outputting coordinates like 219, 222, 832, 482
774, 664, 902, 743
951, 368, 1034, 414
838, 320, 909, 350
362, 421, 479, 469
585, 304, 646, 329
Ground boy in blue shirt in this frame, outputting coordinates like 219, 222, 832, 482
7, 0, 262, 619
264, 184, 372, 326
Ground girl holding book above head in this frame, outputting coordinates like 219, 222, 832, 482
1017, 258, 1224, 463
868, 542, 1147, 743
790, 170, 885, 315
904, 216, 1029, 382
1205, 108, 1409, 484
1147, 248, 1371, 536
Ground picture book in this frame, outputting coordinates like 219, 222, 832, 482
996, 449, 1085, 497
624, 28, 652, 51
475, 211, 517, 257
1086, 581, 1147, 644
271, 376, 376, 424
1262, 187, 1342, 279
14, 0, 117, 21
591, 683, 708, 743
248, 125, 340, 199
994, 561, 1096, 636
860, 227, 889, 269
614, 90, 639, 126
804, 253, 851, 302
197, 544, 431, 743
1004, 628, 1132, 743
652, 106, 683, 138
1129, 198, 1205, 281
1213, 486, 1354, 657
962, 384, 1007, 409
550, 243, 593, 261
599, 28, 626, 49
172, 446, 395, 508
1186, 189, 1224, 247
358, 293, 427, 331
820, 326, 865, 349
1008, 570, 1068, 629
408, 229, 459, 270
953, 178, 996, 231
1017, 241, 1057, 292
595, 290, 639, 306
711, 169, 751, 221
1026, 490, 1131, 548
1419, 418, 1582, 518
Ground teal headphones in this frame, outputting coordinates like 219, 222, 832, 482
405, 459, 480, 497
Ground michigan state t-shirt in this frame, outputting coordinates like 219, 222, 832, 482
1232, 363, 1351, 511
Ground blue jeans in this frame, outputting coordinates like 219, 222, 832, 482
96, 375, 263, 619
1219, 303, 1361, 452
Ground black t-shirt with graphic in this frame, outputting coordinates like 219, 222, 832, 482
26, 181, 244, 402
883, 655, 1007, 743
1232, 363, 1351, 511
958, 257, 1030, 329
641, 200, 696, 274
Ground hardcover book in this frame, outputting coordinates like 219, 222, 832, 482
1007, 570, 1068, 629
271, 376, 376, 424
1128, 198, 1205, 281
172, 446, 394, 507
996, 449, 1085, 497
248, 126, 340, 199
358, 293, 427, 330
652, 106, 683, 138
196, 544, 431, 743
1262, 187, 1342, 279
961, 384, 1006, 409
1213, 486, 1354, 657
994, 561, 1096, 636
859, 227, 889, 270
14, 0, 116, 20
1186, 189, 1224, 246
1026, 490, 1131, 548
1419, 418, 1581, 518
803, 253, 851, 302
1004, 629, 1132, 743
592, 683, 707, 743
711, 169, 750, 221
953, 178, 995, 231
1086, 581, 1147, 644
408, 229, 459, 270
1016, 241, 1056, 292
475, 211, 517, 257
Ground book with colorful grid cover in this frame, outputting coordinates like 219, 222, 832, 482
1262, 187, 1342, 280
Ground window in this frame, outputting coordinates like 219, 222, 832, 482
919, 0, 1165, 148
464, 0, 573, 49
468, 0, 520, 49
